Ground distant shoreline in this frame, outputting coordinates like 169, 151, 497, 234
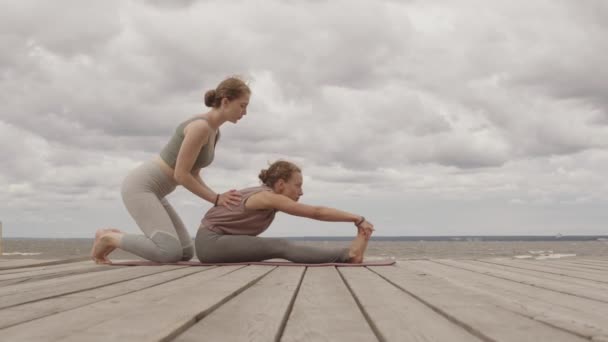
4, 235, 608, 242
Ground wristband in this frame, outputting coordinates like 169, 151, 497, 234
214, 194, 220, 207
355, 216, 365, 226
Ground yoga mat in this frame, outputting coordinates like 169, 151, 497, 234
110, 260, 396, 267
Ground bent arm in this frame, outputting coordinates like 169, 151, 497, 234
173, 122, 217, 203
193, 168, 216, 197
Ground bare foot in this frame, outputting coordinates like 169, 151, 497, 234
96, 228, 122, 260
91, 228, 120, 263
348, 232, 368, 264
91, 230, 122, 264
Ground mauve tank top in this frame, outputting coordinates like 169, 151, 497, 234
201, 186, 277, 235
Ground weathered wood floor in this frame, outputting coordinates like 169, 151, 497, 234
1, 257, 607, 341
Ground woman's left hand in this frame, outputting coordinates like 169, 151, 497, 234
217, 189, 242, 209
357, 221, 374, 240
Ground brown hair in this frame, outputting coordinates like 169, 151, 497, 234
258, 160, 302, 187
204, 77, 251, 108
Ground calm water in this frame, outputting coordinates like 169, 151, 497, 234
2, 237, 607, 260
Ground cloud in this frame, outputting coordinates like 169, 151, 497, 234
1, 0, 607, 237
1, 1, 121, 57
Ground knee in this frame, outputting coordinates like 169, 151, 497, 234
150, 232, 183, 263
181, 245, 194, 261
155, 249, 183, 263
154, 248, 182, 263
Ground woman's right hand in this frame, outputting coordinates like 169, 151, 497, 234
217, 189, 242, 209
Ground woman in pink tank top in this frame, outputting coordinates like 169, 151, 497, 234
195, 160, 375, 264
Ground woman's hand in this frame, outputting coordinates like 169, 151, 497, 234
217, 189, 242, 209
357, 220, 374, 240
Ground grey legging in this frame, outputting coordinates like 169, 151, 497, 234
120, 160, 194, 263
195, 227, 350, 263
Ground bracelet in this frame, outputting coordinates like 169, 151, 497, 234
355, 216, 365, 226
214, 194, 220, 207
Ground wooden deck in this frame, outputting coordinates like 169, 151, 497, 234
1, 257, 607, 341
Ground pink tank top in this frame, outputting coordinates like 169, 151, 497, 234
200, 186, 277, 235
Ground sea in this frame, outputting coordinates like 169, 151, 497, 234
2, 235, 607, 261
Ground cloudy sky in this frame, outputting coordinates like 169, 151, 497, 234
1, 0, 607, 238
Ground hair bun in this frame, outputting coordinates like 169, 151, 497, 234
257, 160, 301, 187
258, 169, 268, 183
204, 89, 216, 107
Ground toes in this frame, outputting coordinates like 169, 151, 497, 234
92, 239, 109, 261
102, 247, 115, 260
90, 240, 100, 258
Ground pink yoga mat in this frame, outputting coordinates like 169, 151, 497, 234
110, 260, 396, 267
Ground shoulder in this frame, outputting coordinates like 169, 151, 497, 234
184, 117, 211, 131
183, 117, 212, 138
247, 190, 318, 218
246, 186, 275, 199
245, 188, 284, 210
254, 189, 279, 201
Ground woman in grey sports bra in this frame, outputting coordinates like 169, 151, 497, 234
91, 77, 249, 264
196, 160, 375, 264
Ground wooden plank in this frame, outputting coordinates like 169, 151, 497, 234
0, 265, 187, 309
574, 258, 608, 266
0, 257, 89, 271
339, 267, 482, 342
542, 260, 608, 271
436, 259, 608, 303
281, 267, 378, 342
0, 266, 205, 329
563, 260, 608, 268
457, 260, 608, 291
478, 259, 608, 283
0, 260, 97, 276
0, 259, 59, 269
481, 259, 608, 283
370, 263, 587, 342
530, 258, 608, 269
496, 259, 608, 279
0, 265, 273, 341
175, 266, 304, 342
0, 262, 112, 287
400, 260, 608, 341
513, 259, 608, 279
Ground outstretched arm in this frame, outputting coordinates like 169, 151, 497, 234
247, 191, 374, 236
